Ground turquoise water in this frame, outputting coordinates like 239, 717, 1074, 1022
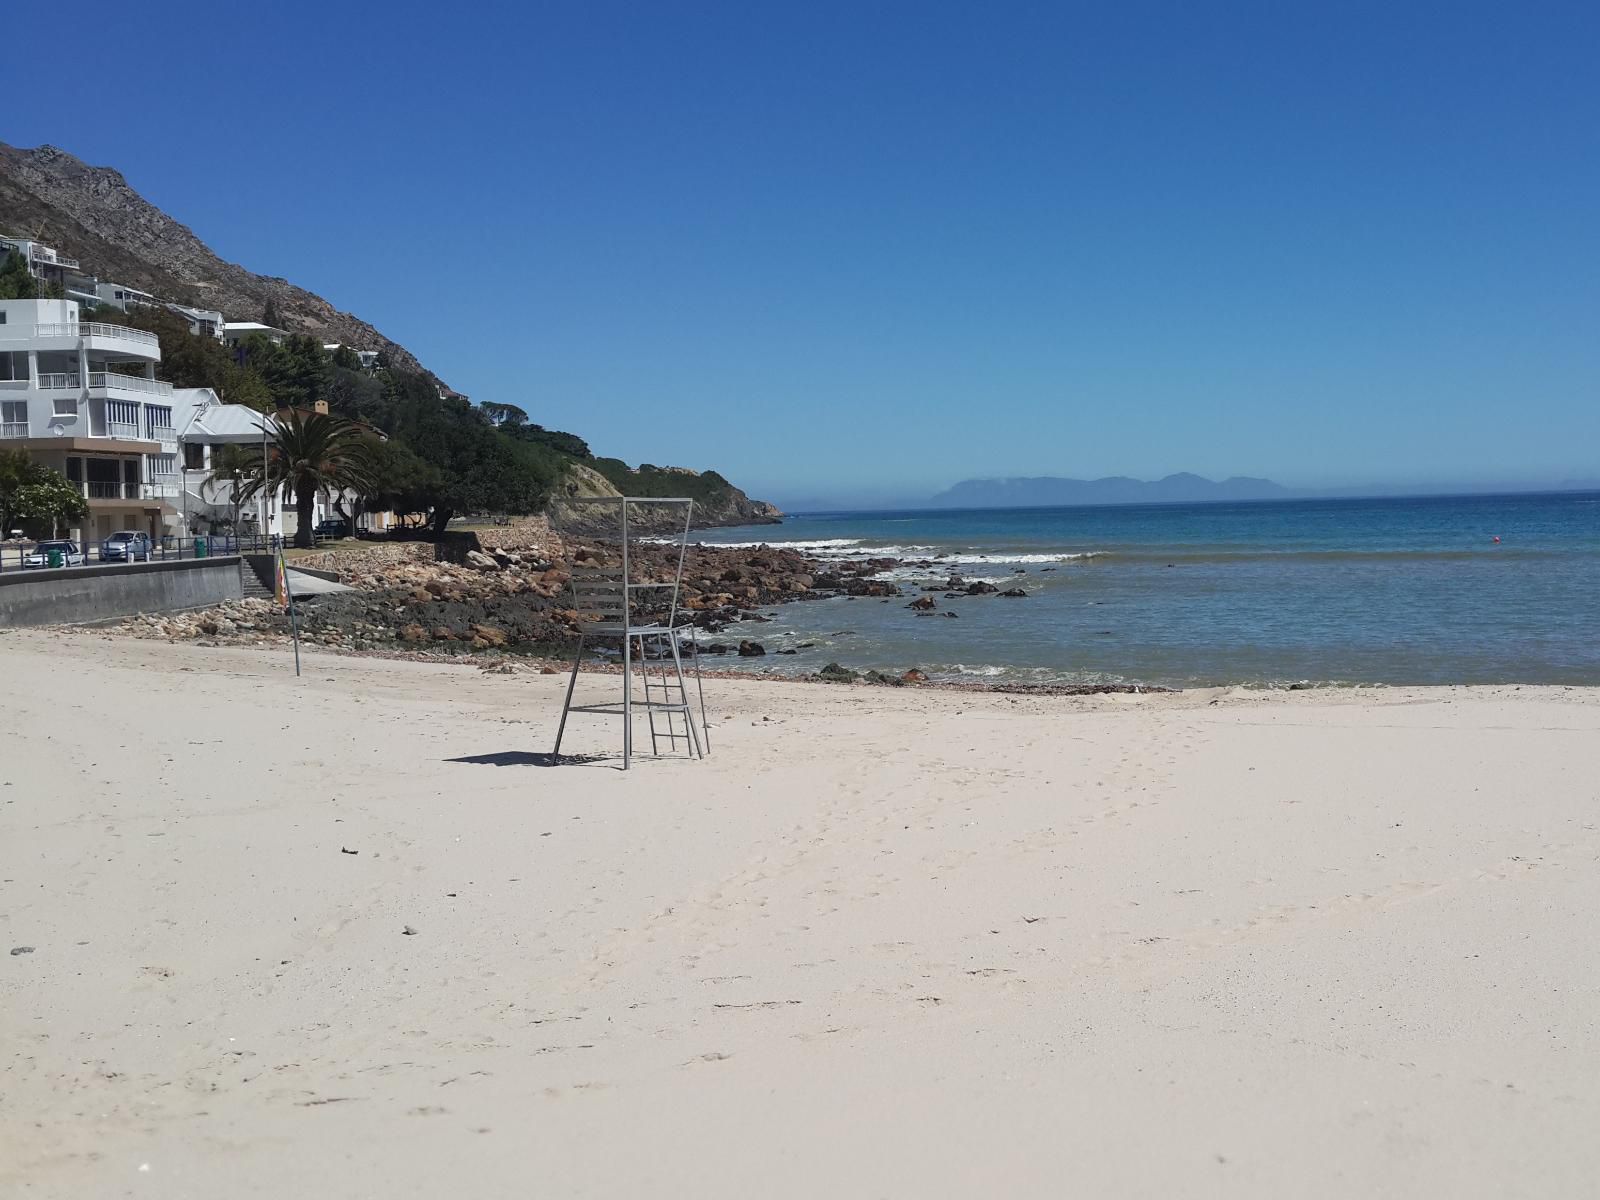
694, 493, 1600, 687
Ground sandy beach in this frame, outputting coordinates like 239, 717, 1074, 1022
4, 629, 1599, 1197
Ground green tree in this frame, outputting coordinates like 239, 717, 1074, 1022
14, 464, 88, 534
253, 334, 330, 411
238, 410, 376, 548
330, 344, 362, 371
0, 251, 39, 300
480, 401, 528, 429
200, 443, 262, 532
0, 448, 37, 534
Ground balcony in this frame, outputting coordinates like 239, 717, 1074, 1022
89, 372, 173, 398
38, 373, 80, 389
29, 248, 80, 270
86, 481, 136, 500
31, 322, 161, 351
0, 421, 26, 439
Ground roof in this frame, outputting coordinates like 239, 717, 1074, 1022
222, 322, 287, 337
173, 390, 272, 443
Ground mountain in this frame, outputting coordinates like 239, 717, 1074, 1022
0, 142, 431, 375
0, 141, 781, 526
930, 472, 1292, 508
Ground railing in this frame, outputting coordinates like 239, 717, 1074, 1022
106, 423, 140, 441
88, 372, 172, 397
37, 373, 81, 389
0, 526, 362, 573
29, 248, 80, 269
85, 481, 123, 499
0, 421, 27, 439
32, 322, 160, 348
0, 532, 284, 574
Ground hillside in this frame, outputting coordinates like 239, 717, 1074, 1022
0, 142, 781, 528
0, 142, 431, 375
931, 472, 1291, 507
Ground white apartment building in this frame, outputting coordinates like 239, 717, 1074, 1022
0, 298, 181, 542
0, 235, 79, 290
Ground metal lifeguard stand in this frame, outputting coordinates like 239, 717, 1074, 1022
551, 496, 708, 769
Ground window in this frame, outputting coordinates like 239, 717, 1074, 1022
0, 399, 25, 438
0, 350, 27, 381
145, 404, 173, 436
183, 442, 205, 470
53, 396, 78, 417
106, 400, 139, 429
0, 311, 7, 324
147, 454, 176, 479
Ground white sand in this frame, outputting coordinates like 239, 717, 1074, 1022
4, 629, 1599, 1197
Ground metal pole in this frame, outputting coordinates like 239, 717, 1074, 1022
260, 413, 269, 534
620, 499, 631, 770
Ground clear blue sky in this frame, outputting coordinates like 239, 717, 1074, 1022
8, 1, 1599, 507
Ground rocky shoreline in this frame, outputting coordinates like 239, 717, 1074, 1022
93, 536, 1164, 694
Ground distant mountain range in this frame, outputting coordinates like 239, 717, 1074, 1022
930, 473, 1292, 508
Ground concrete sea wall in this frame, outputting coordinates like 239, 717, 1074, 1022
0, 557, 244, 627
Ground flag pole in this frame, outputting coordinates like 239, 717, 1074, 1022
275, 547, 301, 677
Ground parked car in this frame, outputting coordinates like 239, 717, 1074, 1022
22, 540, 86, 569
99, 531, 153, 562
313, 519, 351, 538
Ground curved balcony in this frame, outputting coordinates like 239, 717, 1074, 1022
31, 322, 162, 356
35, 372, 173, 398
89, 372, 172, 398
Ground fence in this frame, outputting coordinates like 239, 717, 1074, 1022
0, 526, 372, 573
0, 533, 270, 574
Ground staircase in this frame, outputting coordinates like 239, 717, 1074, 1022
241, 570, 273, 600
240, 554, 276, 600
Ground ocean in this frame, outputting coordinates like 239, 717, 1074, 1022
690, 492, 1600, 688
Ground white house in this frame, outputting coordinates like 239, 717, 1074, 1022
0, 297, 180, 542
323, 343, 380, 370
165, 303, 225, 340
93, 281, 157, 312
222, 321, 286, 348
170, 392, 393, 540
0, 235, 79, 290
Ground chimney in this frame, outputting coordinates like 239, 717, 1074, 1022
314, 399, 329, 415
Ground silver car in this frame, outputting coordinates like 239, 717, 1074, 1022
99, 530, 153, 562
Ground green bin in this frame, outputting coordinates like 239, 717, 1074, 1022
194, 537, 209, 559
47, 548, 63, 569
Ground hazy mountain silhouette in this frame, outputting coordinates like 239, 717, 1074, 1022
930, 472, 1292, 508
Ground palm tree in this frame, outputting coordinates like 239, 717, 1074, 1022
200, 443, 262, 534
239, 409, 376, 548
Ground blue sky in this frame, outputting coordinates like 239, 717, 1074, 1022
7, 1, 1599, 507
